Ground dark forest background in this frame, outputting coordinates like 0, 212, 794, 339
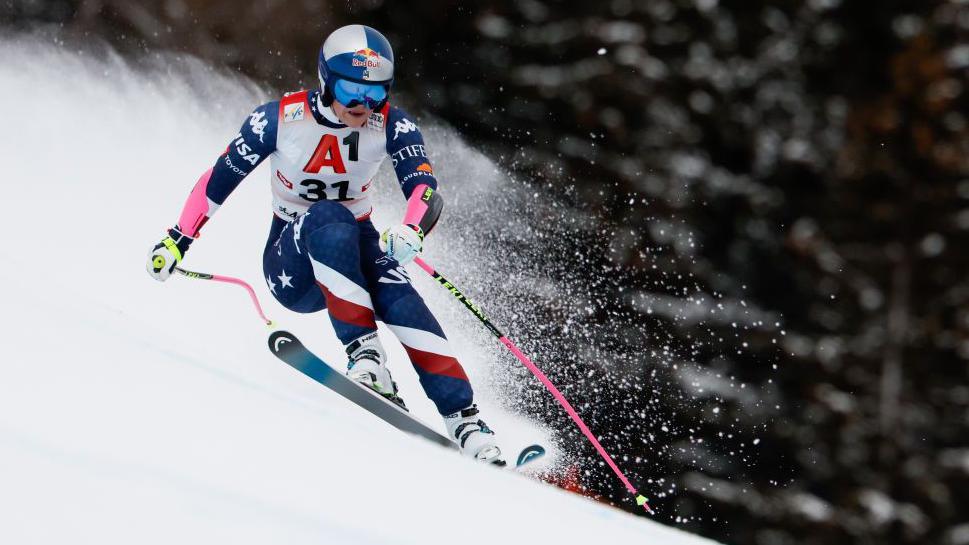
3, 1, 967, 544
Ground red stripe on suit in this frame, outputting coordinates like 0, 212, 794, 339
318, 282, 377, 329
402, 345, 469, 381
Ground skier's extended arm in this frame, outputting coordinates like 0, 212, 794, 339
147, 102, 279, 281
382, 108, 444, 265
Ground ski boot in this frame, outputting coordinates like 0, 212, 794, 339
345, 332, 407, 410
444, 405, 505, 466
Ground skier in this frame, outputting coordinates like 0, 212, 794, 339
146, 24, 503, 464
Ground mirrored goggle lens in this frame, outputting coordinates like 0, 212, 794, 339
332, 79, 387, 109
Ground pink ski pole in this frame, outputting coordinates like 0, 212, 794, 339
175, 267, 274, 326
413, 257, 653, 514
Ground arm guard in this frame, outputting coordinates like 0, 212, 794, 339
403, 184, 443, 238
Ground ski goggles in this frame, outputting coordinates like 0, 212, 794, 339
331, 79, 388, 110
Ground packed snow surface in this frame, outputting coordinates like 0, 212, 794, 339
0, 36, 721, 545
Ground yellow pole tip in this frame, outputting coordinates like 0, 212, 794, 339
636, 495, 647, 506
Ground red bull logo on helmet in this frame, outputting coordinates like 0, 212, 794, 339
352, 48, 382, 69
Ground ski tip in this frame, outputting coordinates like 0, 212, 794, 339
515, 444, 546, 467
268, 330, 296, 353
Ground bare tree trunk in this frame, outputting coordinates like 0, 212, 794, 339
880, 246, 911, 461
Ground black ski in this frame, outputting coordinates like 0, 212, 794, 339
268, 330, 545, 468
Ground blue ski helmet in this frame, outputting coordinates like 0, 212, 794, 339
318, 25, 394, 109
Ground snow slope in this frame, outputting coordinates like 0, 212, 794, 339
0, 36, 721, 545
